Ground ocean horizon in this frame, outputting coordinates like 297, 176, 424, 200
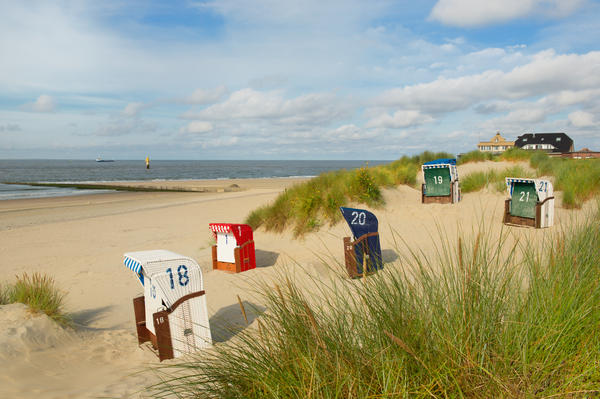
0, 159, 391, 200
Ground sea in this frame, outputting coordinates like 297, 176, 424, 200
0, 159, 391, 200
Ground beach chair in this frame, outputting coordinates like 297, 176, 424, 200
124, 250, 212, 361
340, 207, 383, 278
421, 158, 460, 204
209, 223, 256, 273
503, 178, 554, 228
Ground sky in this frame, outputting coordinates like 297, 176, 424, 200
0, 0, 599, 160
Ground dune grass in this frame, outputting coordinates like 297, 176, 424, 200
528, 152, 600, 208
461, 165, 535, 194
149, 207, 600, 398
0, 273, 71, 326
246, 151, 453, 236
457, 150, 496, 164
457, 148, 531, 165
248, 149, 600, 236
459, 149, 600, 208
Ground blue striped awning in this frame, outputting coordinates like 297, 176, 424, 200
123, 255, 144, 285
423, 164, 450, 169
423, 158, 456, 165
506, 178, 534, 184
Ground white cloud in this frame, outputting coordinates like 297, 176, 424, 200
182, 88, 353, 128
21, 94, 57, 112
429, 0, 585, 27
324, 124, 385, 142
180, 121, 214, 134
568, 110, 595, 127
185, 86, 228, 105
366, 110, 434, 129
122, 102, 145, 117
377, 50, 600, 114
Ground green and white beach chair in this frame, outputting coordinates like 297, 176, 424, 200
503, 178, 554, 228
421, 158, 460, 204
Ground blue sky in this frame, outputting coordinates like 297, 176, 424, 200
1, 0, 599, 159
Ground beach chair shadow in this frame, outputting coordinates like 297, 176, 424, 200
255, 249, 279, 268
71, 305, 116, 329
210, 301, 266, 343
382, 249, 399, 263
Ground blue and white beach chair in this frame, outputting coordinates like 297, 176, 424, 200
340, 207, 383, 278
124, 250, 212, 360
503, 178, 554, 228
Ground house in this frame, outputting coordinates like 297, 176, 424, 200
477, 132, 515, 153
561, 148, 600, 159
514, 133, 573, 154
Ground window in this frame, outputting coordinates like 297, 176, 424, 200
557, 137, 561, 141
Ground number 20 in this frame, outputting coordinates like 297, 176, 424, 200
351, 211, 366, 225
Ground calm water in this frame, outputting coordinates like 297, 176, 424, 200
0, 159, 390, 200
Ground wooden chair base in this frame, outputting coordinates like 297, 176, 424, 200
133, 291, 206, 361
502, 198, 554, 229
421, 182, 459, 204
211, 241, 254, 273
343, 233, 381, 278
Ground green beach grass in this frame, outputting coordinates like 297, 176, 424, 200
247, 149, 600, 236
246, 151, 453, 236
460, 164, 535, 194
459, 149, 600, 208
0, 273, 71, 327
149, 206, 600, 398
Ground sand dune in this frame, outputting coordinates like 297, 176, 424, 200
0, 162, 592, 398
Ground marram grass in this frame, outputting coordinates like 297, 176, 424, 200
460, 148, 600, 208
461, 164, 535, 194
245, 151, 453, 236
148, 208, 600, 398
1, 272, 71, 327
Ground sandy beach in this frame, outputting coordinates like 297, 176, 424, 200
0, 163, 593, 398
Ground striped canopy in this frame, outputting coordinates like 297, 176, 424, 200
209, 223, 234, 234
123, 250, 187, 286
124, 255, 144, 285
208, 223, 253, 245
423, 158, 456, 166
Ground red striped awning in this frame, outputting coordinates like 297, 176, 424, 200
208, 223, 254, 245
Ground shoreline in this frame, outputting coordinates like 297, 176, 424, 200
0, 176, 312, 201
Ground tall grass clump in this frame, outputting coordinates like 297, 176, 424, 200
149, 209, 600, 398
461, 165, 535, 193
494, 148, 600, 207
246, 152, 454, 236
457, 150, 495, 164
499, 147, 533, 162
527, 153, 600, 208
1, 273, 71, 326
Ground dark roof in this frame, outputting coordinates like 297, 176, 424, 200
514, 132, 573, 153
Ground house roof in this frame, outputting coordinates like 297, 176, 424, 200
478, 132, 514, 146
515, 133, 573, 153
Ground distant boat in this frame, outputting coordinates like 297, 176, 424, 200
96, 158, 114, 162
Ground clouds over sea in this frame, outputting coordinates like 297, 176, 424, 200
1, 0, 599, 159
